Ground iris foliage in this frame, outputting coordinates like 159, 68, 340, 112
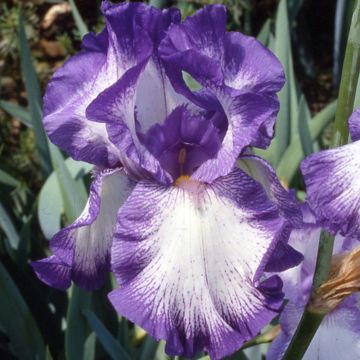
0, 0, 359, 359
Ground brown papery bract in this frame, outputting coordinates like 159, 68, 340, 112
309, 245, 360, 314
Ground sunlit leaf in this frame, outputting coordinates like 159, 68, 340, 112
277, 101, 337, 183
298, 95, 313, 157
257, 18, 272, 46
139, 335, 158, 360
48, 142, 88, 224
274, 0, 299, 163
38, 158, 92, 240
153, 341, 170, 360
272, 0, 292, 163
83, 332, 96, 360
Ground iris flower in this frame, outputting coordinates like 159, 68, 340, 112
33, 2, 302, 358
302, 108, 360, 237
267, 206, 360, 360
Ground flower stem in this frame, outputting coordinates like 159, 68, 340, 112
281, 2, 360, 359
280, 231, 333, 360
332, 0, 360, 148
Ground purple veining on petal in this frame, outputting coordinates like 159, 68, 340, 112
159, 5, 284, 96
238, 155, 303, 227
32, 168, 134, 291
301, 137, 360, 238
43, 1, 182, 171
158, 4, 284, 174
108, 168, 291, 359
192, 92, 280, 183
86, 59, 173, 184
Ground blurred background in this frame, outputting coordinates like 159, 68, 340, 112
0, 0, 356, 359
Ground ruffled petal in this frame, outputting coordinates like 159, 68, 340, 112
43, 51, 122, 167
223, 32, 285, 94
301, 140, 360, 237
159, 6, 283, 175
192, 92, 280, 182
265, 232, 304, 273
86, 60, 173, 184
32, 168, 134, 290
236, 155, 303, 273
109, 168, 288, 359
278, 221, 321, 303
159, 5, 284, 95
43, 2, 153, 167
43, 1, 180, 168
238, 155, 302, 227
86, 52, 206, 184
133, 58, 191, 134
267, 297, 360, 360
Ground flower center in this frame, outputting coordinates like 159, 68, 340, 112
174, 175, 203, 194
174, 175, 191, 186
174, 148, 204, 192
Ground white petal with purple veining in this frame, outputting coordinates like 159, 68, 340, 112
135, 58, 190, 133
32, 168, 134, 290
301, 139, 360, 237
109, 169, 286, 359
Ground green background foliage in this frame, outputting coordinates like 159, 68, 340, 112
0, 0, 357, 359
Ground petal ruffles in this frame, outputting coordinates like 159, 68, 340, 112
32, 168, 134, 290
159, 5, 284, 180
109, 168, 288, 359
43, 1, 179, 170
301, 139, 360, 237
301, 108, 360, 237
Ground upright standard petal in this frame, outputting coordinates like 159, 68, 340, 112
109, 168, 288, 359
32, 168, 134, 291
301, 138, 360, 238
159, 5, 284, 96
159, 6, 284, 180
43, 1, 180, 169
190, 92, 281, 182
86, 59, 202, 184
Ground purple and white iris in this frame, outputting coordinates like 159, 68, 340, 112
32, 1, 302, 358
302, 108, 360, 238
267, 206, 360, 360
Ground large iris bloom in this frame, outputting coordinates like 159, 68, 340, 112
267, 206, 360, 360
33, 2, 302, 358
302, 108, 360, 237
